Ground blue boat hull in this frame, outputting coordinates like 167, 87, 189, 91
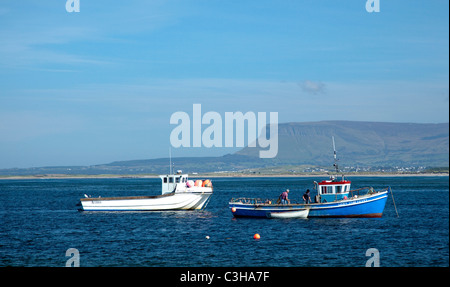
230, 190, 388, 218
307, 191, 388, 218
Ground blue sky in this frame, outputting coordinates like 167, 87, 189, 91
0, 0, 448, 168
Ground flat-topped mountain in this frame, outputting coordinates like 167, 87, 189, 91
1, 121, 448, 176
236, 121, 449, 167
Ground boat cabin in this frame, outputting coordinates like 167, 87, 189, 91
159, 171, 188, 195
315, 176, 351, 203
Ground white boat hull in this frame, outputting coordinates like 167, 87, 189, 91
267, 209, 309, 219
80, 191, 212, 211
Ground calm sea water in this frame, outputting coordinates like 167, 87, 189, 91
0, 176, 448, 267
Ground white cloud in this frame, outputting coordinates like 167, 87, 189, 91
299, 80, 326, 95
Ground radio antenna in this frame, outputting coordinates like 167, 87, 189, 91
332, 136, 339, 174
169, 147, 172, 175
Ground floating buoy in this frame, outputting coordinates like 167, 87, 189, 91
205, 235, 210, 240
253, 233, 261, 240
231, 207, 236, 213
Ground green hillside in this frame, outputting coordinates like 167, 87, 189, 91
236, 121, 449, 167
0, 121, 448, 176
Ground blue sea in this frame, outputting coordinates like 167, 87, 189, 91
0, 176, 448, 267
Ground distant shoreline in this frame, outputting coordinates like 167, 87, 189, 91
0, 172, 448, 180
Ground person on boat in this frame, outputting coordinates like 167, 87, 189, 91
303, 189, 311, 204
279, 189, 290, 204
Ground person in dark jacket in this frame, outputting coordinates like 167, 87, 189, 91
303, 189, 311, 204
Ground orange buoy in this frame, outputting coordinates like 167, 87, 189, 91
202, 179, 211, 187
231, 207, 236, 213
253, 233, 261, 240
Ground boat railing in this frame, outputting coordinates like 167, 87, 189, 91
230, 197, 301, 205
348, 187, 389, 199
230, 198, 270, 205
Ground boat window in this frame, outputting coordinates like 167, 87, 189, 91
176, 177, 180, 183
163, 177, 167, 183
322, 186, 334, 194
169, 177, 173, 183
323, 186, 334, 194
336, 186, 342, 193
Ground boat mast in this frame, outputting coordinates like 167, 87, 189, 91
169, 147, 172, 175
332, 136, 339, 175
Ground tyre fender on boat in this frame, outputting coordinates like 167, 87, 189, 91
315, 195, 321, 203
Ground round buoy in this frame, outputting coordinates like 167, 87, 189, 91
231, 207, 236, 213
253, 233, 261, 240
202, 179, 211, 187
205, 235, 210, 240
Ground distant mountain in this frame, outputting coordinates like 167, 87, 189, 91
0, 154, 267, 176
0, 121, 448, 176
236, 121, 449, 167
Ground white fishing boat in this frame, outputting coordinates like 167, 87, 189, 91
79, 171, 213, 211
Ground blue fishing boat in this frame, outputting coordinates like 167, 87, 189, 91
229, 183, 389, 218
229, 137, 390, 218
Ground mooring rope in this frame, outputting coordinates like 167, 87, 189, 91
390, 186, 399, 217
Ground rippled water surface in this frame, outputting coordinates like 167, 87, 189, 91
1, 176, 448, 266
